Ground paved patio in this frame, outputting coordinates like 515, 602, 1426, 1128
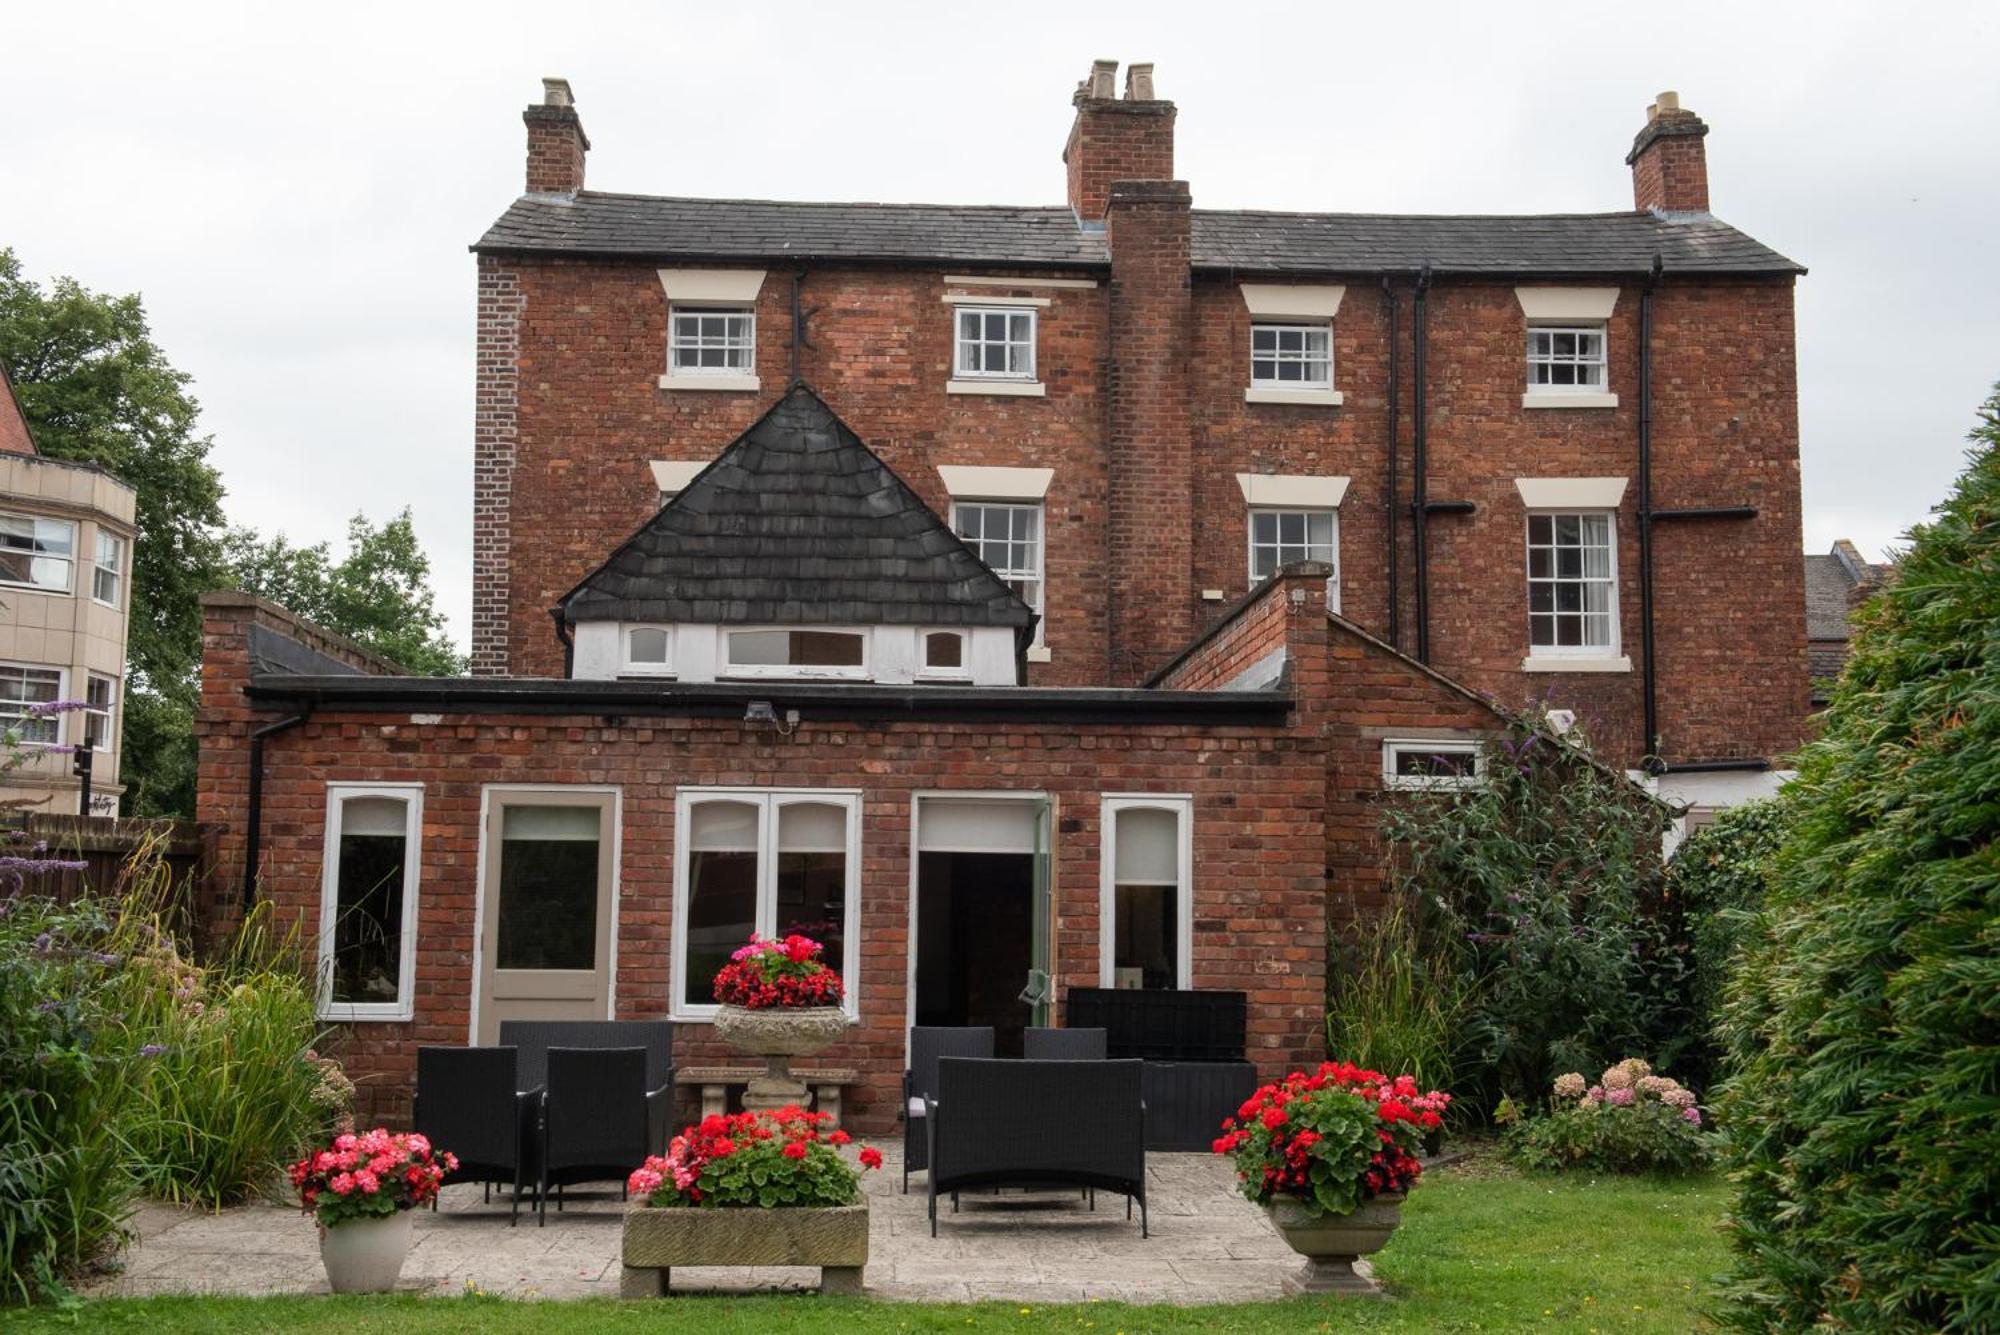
91, 1148, 1334, 1304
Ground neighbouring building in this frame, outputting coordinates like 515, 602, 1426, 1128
1805, 539, 1887, 706
196, 66, 1808, 1129
0, 363, 136, 816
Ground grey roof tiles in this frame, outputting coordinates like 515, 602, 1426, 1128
558, 385, 1037, 632
475, 190, 1802, 276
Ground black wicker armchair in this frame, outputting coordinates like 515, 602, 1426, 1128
902, 1026, 995, 1194
413, 1045, 541, 1225
1024, 1027, 1108, 1060
498, 1019, 676, 1153
536, 1046, 651, 1226
925, 1057, 1147, 1237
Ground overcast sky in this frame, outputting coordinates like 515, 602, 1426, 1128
6, 1, 1996, 649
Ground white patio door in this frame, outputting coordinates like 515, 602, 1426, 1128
476, 788, 618, 1044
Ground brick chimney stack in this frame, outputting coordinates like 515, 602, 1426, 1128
1626, 90, 1710, 214
1063, 58, 1175, 222
524, 77, 589, 195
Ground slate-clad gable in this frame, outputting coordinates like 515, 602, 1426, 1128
474, 191, 1802, 276
559, 385, 1036, 632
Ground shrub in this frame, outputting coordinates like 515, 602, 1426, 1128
629, 1108, 881, 1208
1662, 799, 1793, 1089
1324, 903, 1468, 1100
1379, 713, 1682, 1110
1213, 1062, 1448, 1216
1501, 1058, 1709, 1176
1716, 387, 2000, 1331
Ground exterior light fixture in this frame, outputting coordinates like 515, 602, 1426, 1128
744, 700, 777, 725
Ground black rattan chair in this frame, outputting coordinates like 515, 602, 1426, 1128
926, 1057, 1147, 1237
1024, 1027, 1108, 1060
903, 1026, 995, 1194
413, 1045, 541, 1225
537, 1046, 650, 1227
499, 1020, 676, 1153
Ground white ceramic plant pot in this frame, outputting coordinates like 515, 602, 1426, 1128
318, 1209, 414, 1294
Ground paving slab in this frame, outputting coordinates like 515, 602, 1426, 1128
88, 1148, 1310, 1305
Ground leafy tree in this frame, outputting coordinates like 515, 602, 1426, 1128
1379, 714, 1682, 1111
0, 247, 226, 816
1716, 385, 1999, 1331
221, 510, 464, 676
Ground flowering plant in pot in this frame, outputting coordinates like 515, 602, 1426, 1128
1213, 1061, 1450, 1295
710, 935, 848, 1113
620, 1107, 882, 1296
289, 1129, 455, 1293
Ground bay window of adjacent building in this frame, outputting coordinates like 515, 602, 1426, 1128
674, 789, 861, 1018
0, 514, 75, 594
1099, 795, 1192, 991
93, 531, 125, 608
83, 673, 116, 752
317, 784, 422, 1021
0, 664, 62, 745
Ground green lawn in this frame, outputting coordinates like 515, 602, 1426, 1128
3, 1163, 1730, 1334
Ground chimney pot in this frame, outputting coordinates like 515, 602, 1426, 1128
1654, 90, 1680, 113
1086, 59, 1118, 101
542, 77, 575, 108
1124, 63, 1155, 101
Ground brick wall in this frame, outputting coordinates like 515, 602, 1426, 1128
1629, 109, 1710, 213
1065, 97, 1176, 222
470, 258, 524, 676
1152, 564, 1315, 692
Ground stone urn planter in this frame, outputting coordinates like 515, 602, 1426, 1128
621, 1200, 869, 1296
1266, 1191, 1405, 1296
318, 1210, 415, 1294
712, 1004, 848, 1112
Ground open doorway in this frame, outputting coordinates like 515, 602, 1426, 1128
912, 797, 1047, 1058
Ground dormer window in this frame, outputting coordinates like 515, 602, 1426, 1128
724, 628, 869, 680
621, 625, 673, 677
918, 630, 970, 680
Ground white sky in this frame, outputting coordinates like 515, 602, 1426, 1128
6, 0, 1997, 650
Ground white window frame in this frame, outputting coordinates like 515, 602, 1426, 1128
1246, 506, 1341, 611
951, 500, 1045, 648
953, 305, 1038, 382
1526, 324, 1608, 392
721, 627, 871, 681
665, 305, 757, 387
671, 787, 863, 1023
0, 662, 64, 747
916, 629, 971, 682
82, 672, 116, 753
0, 513, 77, 595
92, 530, 125, 609
1249, 321, 1333, 390
1525, 509, 1622, 658
620, 624, 674, 678
316, 782, 424, 1022
1098, 794, 1194, 991
1382, 739, 1486, 792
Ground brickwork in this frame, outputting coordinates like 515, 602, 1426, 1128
196, 600, 1337, 1133
523, 104, 587, 195
1064, 96, 1176, 222
470, 259, 524, 676
1628, 107, 1710, 213
1151, 566, 1307, 692
1106, 180, 1195, 684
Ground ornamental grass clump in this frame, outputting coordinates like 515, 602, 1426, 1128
1213, 1062, 1449, 1218
289, 1129, 454, 1227
1499, 1057, 1709, 1176
712, 934, 843, 1009
628, 1108, 882, 1209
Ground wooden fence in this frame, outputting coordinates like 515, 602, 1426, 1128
4, 813, 204, 919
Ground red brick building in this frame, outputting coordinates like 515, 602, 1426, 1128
196, 65, 1806, 1129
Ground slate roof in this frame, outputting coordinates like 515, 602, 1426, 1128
559, 384, 1037, 632
475, 191, 1803, 276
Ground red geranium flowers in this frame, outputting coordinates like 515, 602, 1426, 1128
628, 1106, 882, 1209
290, 1128, 456, 1227
712, 934, 845, 1010
1213, 1061, 1450, 1218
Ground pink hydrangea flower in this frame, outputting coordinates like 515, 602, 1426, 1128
1662, 1087, 1697, 1109
1584, 1085, 1606, 1104
1606, 1087, 1637, 1107
1553, 1073, 1587, 1099
1682, 1107, 1703, 1127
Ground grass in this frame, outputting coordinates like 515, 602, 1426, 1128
1, 1163, 1730, 1333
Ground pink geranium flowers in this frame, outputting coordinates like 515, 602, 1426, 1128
628, 1106, 880, 1209
290, 1128, 456, 1227
712, 934, 845, 1010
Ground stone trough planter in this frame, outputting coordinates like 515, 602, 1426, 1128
620, 1200, 869, 1296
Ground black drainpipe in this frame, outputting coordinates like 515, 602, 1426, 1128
243, 712, 310, 912
1411, 263, 1433, 663
551, 607, 575, 677
1638, 253, 1664, 770
1381, 276, 1401, 650
790, 270, 814, 387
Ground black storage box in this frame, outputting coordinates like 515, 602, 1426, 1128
1064, 988, 1247, 1061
